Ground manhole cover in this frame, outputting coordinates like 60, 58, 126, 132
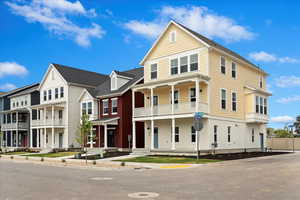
128, 192, 159, 199
90, 177, 113, 181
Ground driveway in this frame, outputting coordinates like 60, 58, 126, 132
0, 152, 299, 200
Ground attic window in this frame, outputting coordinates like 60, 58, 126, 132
169, 31, 176, 43
111, 75, 117, 90
52, 70, 55, 80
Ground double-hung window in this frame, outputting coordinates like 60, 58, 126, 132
175, 127, 179, 142
48, 89, 52, 100
221, 89, 226, 110
228, 126, 231, 142
55, 88, 59, 99
60, 87, 64, 98
59, 110, 63, 119
87, 102, 92, 115
111, 98, 118, 114
173, 90, 179, 104
221, 57, 226, 74
232, 92, 237, 112
82, 103, 87, 115
103, 100, 109, 115
252, 128, 255, 142
180, 56, 188, 73
190, 54, 198, 71
153, 96, 158, 106
151, 64, 157, 80
255, 96, 259, 113
170, 58, 178, 75
259, 97, 263, 114
214, 125, 218, 143
232, 62, 236, 78
190, 88, 196, 102
191, 126, 196, 143
43, 91, 47, 101
263, 98, 267, 115
260, 76, 263, 88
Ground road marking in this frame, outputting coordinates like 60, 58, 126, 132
128, 192, 159, 199
90, 177, 113, 181
160, 165, 191, 169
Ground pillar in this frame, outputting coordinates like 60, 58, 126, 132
151, 120, 154, 150
171, 118, 175, 150
90, 128, 93, 148
150, 87, 154, 116
132, 89, 135, 117
5, 131, 8, 147
51, 128, 54, 148
37, 129, 40, 148
104, 124, 108, 148
30, 128, 33, 148
44, 128, 47, 148
132, 121, 136, 149
16, 112, 18, 147
195, 79, 200, 112
171, 84, 175, 114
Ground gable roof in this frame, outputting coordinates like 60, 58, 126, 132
52, 63, 109, 87
92, 67, 143, 98
0, 83, 39, 98
9, 84, 39, 98
140, 20, 266, 74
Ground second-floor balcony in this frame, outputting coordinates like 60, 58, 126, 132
1, 122, 29, 130
31, 118, 65, 127
246, 113, 269, 124
134, 101, 209, 118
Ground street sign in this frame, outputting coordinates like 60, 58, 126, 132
194, 112, 204, 131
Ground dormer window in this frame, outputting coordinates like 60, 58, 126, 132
111, 75, 117, 90
169, 31, 176, 43
110, 71, 131, 90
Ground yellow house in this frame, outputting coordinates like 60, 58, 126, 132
132, 21, 271, 154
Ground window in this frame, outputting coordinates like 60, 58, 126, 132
228, 126, 231, 142
190, 54, 198, 71
260, 76, 263, 88
82, 102, 87, 115
111, 76, 117, 90
169, 31, 176, 42
190, 88, 196, 102
221, 89, 226, 109
59, 110, 63, 119
46, 134, 48, 143
25, 100, 27, 106
151, 63, 157, 80
191, 126, 196, 143
43, 91, 47, 101
259, 97, 263, 114
153, 96, 158, 106
88, 102, 93, 115
180, 56, 188, 73
232, 92, 237, 112
55, 88, 59, 99
252, 128, 255, 142
232, 62, 236, 78
263, 98, 267, 115
173, 90, 179, 104
170, 58, 178, 75
255, 96, 259, 113
21, 101, 24, 106
16, 102, 19, 107
52, 71, 55, 80
13, 102, 15, 108
175, 127, 179, 142
111, 98, 118, 114
214, 125, 218, 143
60, 87, 64, 98
103, 100, 109, 115
221, 57, 226, 74
48, 89, 52, 100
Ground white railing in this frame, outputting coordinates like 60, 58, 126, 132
31, 119, 65, 127
246, 113, 269, 123
134, 102, 209, 118
1, 122, 29, 130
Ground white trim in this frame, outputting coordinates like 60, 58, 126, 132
231, 91, 237, 112
220, 56, 226, 74
111, 97, 118, 115
140, 20, 210, 65
77, 89, 95, 102
102, 99, 109, 116
38, 64, 68, 91
150, 62, 158, 80
231, 61, 237, 79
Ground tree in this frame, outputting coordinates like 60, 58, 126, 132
273, 129, 293, 138
76, 114, 92, 163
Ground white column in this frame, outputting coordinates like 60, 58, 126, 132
44, 107, 46, 126
51, 106, 55, 126
150, 87, 154, 116
151, 120, 154, 150
51, 128, 54, 148
30, 128, 33, 148
37, 129, 40, 148
90, 128, 93, 148
29, 109, 33, 148
44, 128, 47, 148
171, 84, 175, 114
132, 121, 136, 149
104, 124, 108, 148
171, 118, 175, 150
10, 131, 12, 147
16, 112, 18, 147
132, 89, 135, 118
195, 79, 200, 112
5, 132, 8, 147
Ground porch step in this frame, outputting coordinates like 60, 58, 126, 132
130, 148, 150, 156
40, 148, 52, 154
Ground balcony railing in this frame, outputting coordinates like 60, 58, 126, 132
134, 102, 208, 118
246, 113, 269, 123
1, 122, 29, 130
31, 119, 65, 127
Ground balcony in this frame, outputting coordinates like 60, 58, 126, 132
1, 122, 29, 130
246, 113, 269, 123
134, 102, 208, 118
31, 118, 65, 127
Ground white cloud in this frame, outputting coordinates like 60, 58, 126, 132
249, 51, 299, 63
5, 0, 105, 47
270, 115, 294, 123
0, 62, 28, 78
275, 76, 300, 88
0, 83, 17, 91
124, 5, 255, 42
277, 95, 300, 104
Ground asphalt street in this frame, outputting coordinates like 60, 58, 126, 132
1, 153, 300, 200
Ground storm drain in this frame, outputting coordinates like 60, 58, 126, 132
90, 177, 113, 181
128, 192, 159, 199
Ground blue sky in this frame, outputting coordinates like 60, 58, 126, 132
0, 0, 299, 128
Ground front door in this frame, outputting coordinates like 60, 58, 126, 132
260, 133, 264, 152
154, 127, 158, 149
108, 130, 115, 147
59, 133, 63, 148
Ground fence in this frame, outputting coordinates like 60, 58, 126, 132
267, 137, 300, 151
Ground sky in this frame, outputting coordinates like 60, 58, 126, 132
0, 0, 300, 128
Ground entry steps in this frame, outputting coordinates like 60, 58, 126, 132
131, 148, 150, 156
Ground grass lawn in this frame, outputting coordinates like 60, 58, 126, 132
2, 151, 30, 155
115, 156, 221, 164
22, 152, 78, 158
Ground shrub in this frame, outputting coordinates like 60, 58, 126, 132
10, 156, 14, 159
41, 157, 44, 162
120, 162, 125, 167
62, 159, 66, 163
93, 160, 96, 165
